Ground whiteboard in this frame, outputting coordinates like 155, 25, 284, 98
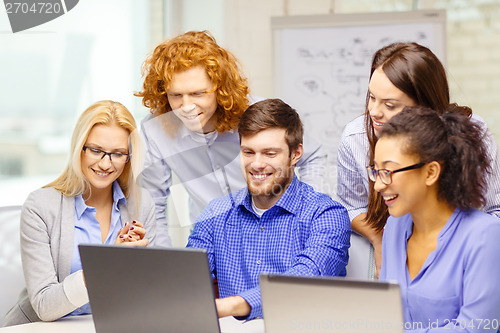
272, 10, 446, 198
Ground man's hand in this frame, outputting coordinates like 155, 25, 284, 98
215, 296, 251, 318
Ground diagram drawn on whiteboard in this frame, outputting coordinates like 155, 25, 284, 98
275, 21, 443, 195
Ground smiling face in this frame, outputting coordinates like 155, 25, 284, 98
240, 128, 303, 209
81, 123, 130, 196
368, 67, 416, 137
373, 136, 428, 218
167, 66, 218, 134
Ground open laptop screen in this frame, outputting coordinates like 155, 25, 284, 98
260, 274, 403, 333
79, 245, 221, 333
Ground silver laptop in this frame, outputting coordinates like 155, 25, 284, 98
79, 245, 220, 333
260, 274, 403, 333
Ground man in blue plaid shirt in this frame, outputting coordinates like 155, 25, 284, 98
187, 98, 351, 320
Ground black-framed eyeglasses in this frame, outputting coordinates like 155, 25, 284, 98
366, 162, 425, 185
82, 146, 131, 164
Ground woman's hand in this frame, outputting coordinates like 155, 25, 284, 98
372, 234, 383, 279
351, 213, 383, 279
114, 221, 149, 247
124, 220, 147, 241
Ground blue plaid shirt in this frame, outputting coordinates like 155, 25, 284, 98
187, 176, 351, 320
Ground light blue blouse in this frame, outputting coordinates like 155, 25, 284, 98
68, 181, 126, 316
380, 208, 500, 333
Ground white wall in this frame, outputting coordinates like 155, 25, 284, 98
221, 0, 500, 141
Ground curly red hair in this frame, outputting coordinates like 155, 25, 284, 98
135, 30, 250, 133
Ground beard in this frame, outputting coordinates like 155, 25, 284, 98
246, 163, 294, 200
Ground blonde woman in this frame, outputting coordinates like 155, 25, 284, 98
3, 100, 156, 326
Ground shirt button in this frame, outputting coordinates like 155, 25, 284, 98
256, 260, 261, 265
215, 165, 220, 170
225, 186, 229, 191
260, 226, 265, 231
77, 308, 82, 313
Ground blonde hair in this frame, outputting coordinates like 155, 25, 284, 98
46, 100, 143, 213
135, 30, 249, 133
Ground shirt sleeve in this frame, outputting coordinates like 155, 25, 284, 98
286, 199, 351, 277
336, 131, 369, 222
63, 270, 89, 308
187, 202, 261, 319
243, 199, 351, 320
237, 287, 262, 320
138, 119, 173, 247
140, 188, 158, 247
186, 209, 216, 281
21, 193, 88, 322
481, 128, 500, 218
295, 133, 327, 193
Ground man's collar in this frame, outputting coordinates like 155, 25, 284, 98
239, 175, 300, 215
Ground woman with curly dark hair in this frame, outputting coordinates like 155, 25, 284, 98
372, 106, 500, 332
336, 42, 500, 278
136, 31, 325, 246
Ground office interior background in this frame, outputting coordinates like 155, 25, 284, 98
1, 0, 499, 215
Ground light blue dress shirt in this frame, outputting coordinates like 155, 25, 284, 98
187, 176, 351, 320
67, 181, 126, 317
380, 208, 500, 333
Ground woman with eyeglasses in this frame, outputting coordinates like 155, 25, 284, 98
372, 105, 500, 332
336, 42, 500, 277
3, 100, 156, 327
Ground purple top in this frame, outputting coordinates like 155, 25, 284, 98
380, 208, 500, 333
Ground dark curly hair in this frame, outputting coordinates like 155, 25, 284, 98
134, 30, 249, 133
378, 105, 490, 213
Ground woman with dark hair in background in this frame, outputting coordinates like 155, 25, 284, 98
336, 42, 500, 277
372, 105, 500, 332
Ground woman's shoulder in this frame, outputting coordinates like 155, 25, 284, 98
456, 209, 500, 263
458, 209, 500, 233
470, 112, 487, 126
21, 187, 67, 228
342, 115, 366, 137
339, 115, 369, 153
25, 187, 63, 204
